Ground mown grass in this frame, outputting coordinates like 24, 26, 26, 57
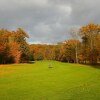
0, 60, 100, 100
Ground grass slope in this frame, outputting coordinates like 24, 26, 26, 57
0, 60, 100, 100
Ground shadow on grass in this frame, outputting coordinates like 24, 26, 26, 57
90, 64, 100, 69
82, 63, 100, 69
28, 61, 35, 64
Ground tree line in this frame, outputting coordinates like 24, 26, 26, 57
30, 23, 100, 65
0, 23, 100, 64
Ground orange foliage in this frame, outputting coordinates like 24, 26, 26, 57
9, 42, 21, 63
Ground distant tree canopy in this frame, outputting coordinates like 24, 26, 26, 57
0, 23, 100, 65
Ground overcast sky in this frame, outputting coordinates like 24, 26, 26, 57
0, 0, 100, 44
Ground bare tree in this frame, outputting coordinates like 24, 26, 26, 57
69, 27, 80, 63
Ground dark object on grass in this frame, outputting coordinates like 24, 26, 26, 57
48, 63, 53, 68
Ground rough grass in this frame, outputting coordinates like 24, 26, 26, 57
0, 60, 100, 100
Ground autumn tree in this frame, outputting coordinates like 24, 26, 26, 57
63, 40, 80, 63
0, 28, 29, 64
9, 42, 21, 63
80, 23, 100, 64
0, 29, 11, 64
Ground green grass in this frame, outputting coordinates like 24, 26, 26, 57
0, 60, 100, 100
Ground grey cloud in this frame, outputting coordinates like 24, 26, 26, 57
0, 0, 100, 44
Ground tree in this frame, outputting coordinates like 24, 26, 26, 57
63, 40, 80, 63
69, 27, 80, 63
0, 28, 29, 64
9, 42, 21, 63
15, 28, 30, 63
0, 29, 11, 64
80, 23, 100, 64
